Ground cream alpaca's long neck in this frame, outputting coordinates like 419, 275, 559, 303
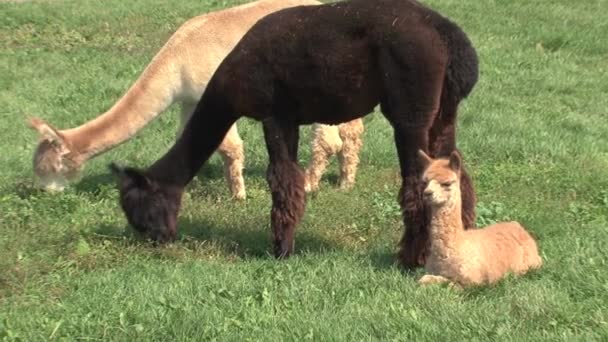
428, 194, 465, 255
61, 51, 181, 159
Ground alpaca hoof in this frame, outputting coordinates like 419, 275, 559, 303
398, 247, 425, 269
233, 190, 246, 200
418, 274, 450, 286
274, 240, 294, 259
418, 275, 436, 285
418, 274, 435, 286
338, 180, 354, 191
447, 282, 464, 291
304, 181, 317, 193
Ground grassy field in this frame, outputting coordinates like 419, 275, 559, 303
1, 0, 608, 340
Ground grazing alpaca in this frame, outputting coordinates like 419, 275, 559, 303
304, 119, 364, 192
110, 0, 479, 268
27, 0, 322, 198
418, 150, 542, 287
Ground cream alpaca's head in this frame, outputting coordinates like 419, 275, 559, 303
28, 118, 81, 191
418, 150, 462, 208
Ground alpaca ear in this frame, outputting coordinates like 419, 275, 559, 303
417, 149, 433, 170
27, 117, 66, 146
449, 151, 462, 172
108, 162, 125, 177
109, 163, 151, 188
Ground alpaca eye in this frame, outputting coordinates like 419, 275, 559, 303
441, 182, 453, 188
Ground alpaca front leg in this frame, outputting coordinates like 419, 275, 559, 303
337, 119, 364, 190
217, 124, 246, 200
267, 161, 306, 257
263, 119, 306, 258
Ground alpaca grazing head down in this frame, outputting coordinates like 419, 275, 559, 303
109, 163, 182, 242
28, 118, 82, 191
418, 150, 462, 208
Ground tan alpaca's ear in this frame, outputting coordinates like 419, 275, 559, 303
417, 149, 433, 170
449, 150, 462, 172
27, 117, 66, 146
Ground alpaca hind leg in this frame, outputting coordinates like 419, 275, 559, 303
337, 118, 364, 190
518, 229, 542, 271
217, 124, 246, 200
378, 41, 447, 269
263, 118, 306, 257
304, 124, 341, 193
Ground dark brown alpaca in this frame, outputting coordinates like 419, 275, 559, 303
110, 0, 479, 268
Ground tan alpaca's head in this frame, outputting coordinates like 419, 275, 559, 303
419, 150, 462, 208
28, 118, 81, 191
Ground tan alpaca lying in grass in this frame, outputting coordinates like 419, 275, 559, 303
418, 150, 542, 287
29, 0, 348, 198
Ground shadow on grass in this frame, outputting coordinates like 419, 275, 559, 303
89, 217, 338, 260
10, 180, 44, 199
364, 248, 425, 282
367, 249, 399, 271
73, 172, 115, 193
320, 173, 340, 187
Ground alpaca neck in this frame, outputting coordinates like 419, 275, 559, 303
61, 55, 182, 159
147, 85, 237, 187
428, 197, 465, 255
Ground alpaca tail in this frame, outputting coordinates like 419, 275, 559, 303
513, 222, 543, 270
430, 19, 479, 229
435, 18, 479, 101
531, 253, 543, 269
527, 237, 543, 270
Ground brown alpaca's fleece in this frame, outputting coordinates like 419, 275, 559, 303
418, 150, 542, 287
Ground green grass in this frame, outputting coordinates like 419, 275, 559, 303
1, 0, 608, 340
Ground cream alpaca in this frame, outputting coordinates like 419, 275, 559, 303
304, 119, 364, 192
418, 150, 542, 287
28, 0, 322, 198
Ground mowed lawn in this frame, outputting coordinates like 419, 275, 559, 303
1, 0, 607, 340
